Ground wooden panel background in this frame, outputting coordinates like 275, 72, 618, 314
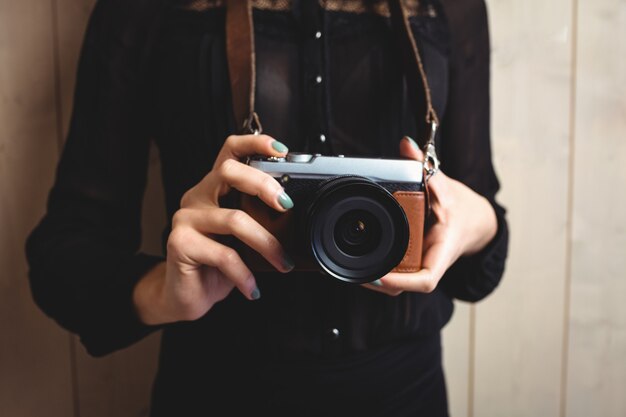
0, 1, 74, 416
1, 0, 625, 416
565, 1, 626, 416
473, 1, 574, 416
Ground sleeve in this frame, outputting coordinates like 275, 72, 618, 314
25, 0, 165, 357
436, 0, 510, 302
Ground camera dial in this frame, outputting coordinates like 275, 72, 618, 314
286, 153, 313, 163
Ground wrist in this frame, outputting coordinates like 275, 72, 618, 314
464, 196, 498, 256
132, 261, 167, 325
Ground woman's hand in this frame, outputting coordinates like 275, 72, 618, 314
133, 134, 295, 325
364, 137, 498, 296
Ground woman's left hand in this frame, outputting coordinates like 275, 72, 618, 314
364, 137, 498, 296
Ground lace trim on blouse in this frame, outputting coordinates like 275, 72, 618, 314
176, 0, 436, 18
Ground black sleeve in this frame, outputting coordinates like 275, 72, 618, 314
437, 0, 510, 302
25, 0, 164, 357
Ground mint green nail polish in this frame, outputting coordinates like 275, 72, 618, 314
371, 279, 383, 287
251, 287, 261, 300
278, 192, 294, 210
271, 140, 289, 153
405, 136, 420, 150
283, 254, 295, 272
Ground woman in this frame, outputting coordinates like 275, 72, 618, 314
26, 0, 508, 415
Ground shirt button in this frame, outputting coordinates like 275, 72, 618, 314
315, 31, 322, 39
327, 328, 340, 340
319, 134, 326, 143
315, 75, 323, 84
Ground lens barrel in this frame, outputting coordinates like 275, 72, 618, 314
307, 176, 409, 284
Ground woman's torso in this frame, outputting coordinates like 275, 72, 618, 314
147, 1, 452, 414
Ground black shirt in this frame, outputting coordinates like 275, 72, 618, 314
25, 0, 508, 415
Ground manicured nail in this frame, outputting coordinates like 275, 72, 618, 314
271, 140, 289, 153
404, 136, 420, 150
371, 279, 383, 287
278, 191, 294, 209
250, 287, 261, 300
282, 254, 295, 272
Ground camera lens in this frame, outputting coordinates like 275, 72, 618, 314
334, 210, 381, 257
307, 176, 409, 284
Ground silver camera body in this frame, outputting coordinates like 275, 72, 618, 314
248, 153, 424, 186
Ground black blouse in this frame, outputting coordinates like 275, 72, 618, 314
26, 0, 508, 414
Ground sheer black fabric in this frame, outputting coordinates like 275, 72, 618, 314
25, 0, 508, 415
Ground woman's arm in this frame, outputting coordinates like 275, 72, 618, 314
365, 0, 509, 301
25, 0, 164, 357
27, 0, 297, 346
435, 0, 509, 301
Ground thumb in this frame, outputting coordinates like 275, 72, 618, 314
399, 136, 425, 161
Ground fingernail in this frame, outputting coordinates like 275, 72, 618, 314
271, 140, 289, 153
371, 279, 383, 287
282, 254, 295, 272
278, 192, 294, 210
250, 287, 261, 300
405, 136, 420, 150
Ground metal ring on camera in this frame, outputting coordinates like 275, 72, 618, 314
424, 143, 440, 180
423, 121, 440, 182
243, 111, 263, 135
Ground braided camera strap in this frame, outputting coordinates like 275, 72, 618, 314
387, 0, 439, 128
225, 0, 439, 153
387, 0, 440, 177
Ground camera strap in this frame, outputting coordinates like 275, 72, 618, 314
387, 0, 440, 178
225, 0, 260, 134
225, 0, 440, 171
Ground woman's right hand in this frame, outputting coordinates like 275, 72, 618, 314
133, 134, 295, 326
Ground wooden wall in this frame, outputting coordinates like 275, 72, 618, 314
0, 0, 624, 416
442, 1, 626, 416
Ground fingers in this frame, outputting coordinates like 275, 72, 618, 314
362, 137, 467, 296
173, 207, 294, 273
167, 227, 259, 300
399, 136, 425, 161
375, 236, 454, 294
209, 159, 292, 211
181, 134, 292, 208
214, 134, 288, 169
361, 280, 404, 297
398, 136, 448, 198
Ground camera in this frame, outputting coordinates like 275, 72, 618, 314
239, 153, 426, 284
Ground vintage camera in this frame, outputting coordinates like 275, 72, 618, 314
239, 153, 426, 284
